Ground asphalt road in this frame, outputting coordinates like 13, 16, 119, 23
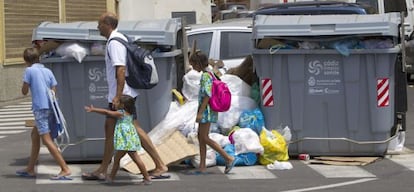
0, 86, 413, 192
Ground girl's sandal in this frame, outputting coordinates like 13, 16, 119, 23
137, 179, 152, 185
224, 158, 236, 174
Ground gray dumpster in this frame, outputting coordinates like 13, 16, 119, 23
32, 18, 182, 161
252, 13, 401, 156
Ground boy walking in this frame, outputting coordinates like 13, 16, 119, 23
17, 48, 71, 180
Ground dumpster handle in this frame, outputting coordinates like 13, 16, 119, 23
289, 123, 402, 145
269, 44, 285, 54
66, 137, 105, 146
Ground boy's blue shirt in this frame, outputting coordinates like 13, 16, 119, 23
23, 63, 58, 110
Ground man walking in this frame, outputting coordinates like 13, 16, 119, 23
82, 12, 168, 180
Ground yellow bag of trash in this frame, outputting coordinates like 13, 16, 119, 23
259, 128, 289, 165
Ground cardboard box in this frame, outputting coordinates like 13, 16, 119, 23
226, 55, 257, 86
121, 130, 198, 174
309, 156, 379, 166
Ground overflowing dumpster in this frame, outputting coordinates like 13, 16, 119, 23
32, 18, 182, 161
252, 13, 402, 156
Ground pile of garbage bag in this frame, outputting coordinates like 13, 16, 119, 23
148, 56, 292, 169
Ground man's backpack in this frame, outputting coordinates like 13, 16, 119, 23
109, 36, 158, 89
208, 72, 231, 112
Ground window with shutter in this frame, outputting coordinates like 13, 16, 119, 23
3, 0, 59, 64
65, 0, 107, 22
1, 0, 108, 65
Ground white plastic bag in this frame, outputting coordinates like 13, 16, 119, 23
209, 133, 230, 148
55, 42, 90, 63
217, 96, 257, 134
232, 128, 264, 155
182, 69, 202, 101
176, 101, 199, 137
220, 74, 251, 97
388, 131, 406, 152
191, 148, 217, 168
279, 126, 292, 143
90, 42, 106, 55
148, 101, 198, 145
187, 132, 217, 167
266, 160, 293, 170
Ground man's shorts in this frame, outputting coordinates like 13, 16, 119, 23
33, 109, 53, 135
108, 97, 137, 120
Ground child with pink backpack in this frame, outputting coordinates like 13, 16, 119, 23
189, 50, 235, 175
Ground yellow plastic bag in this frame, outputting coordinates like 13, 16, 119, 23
259, 128, 289, 165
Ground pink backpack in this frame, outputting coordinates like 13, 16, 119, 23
208, 72, 231, 112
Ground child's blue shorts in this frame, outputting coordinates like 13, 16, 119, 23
33, 109, 53, 135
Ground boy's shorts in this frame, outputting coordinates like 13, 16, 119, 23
33, 109, 53, 135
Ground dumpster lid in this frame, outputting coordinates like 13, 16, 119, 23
253, 12, 400, 38
32, 18, 181, 45
32, 21, 104, 41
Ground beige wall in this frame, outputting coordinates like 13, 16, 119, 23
118, 0, 212, 24
0, 64, 27, 105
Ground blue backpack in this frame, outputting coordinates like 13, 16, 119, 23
109, 35, 159, 89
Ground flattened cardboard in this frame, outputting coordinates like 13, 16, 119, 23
226, 55, 256, 86
122, 130, 198, 174
37, 40, 62, 55
309, 156, 379, 166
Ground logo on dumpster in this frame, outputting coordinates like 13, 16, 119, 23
308, 76, 316, 86
88, 68, 105, 82
307, 59, 341, 95
88, 67, 108, 101
308, 60, 323, 75
89, 83, 96, 93
308, 60, 340, 76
